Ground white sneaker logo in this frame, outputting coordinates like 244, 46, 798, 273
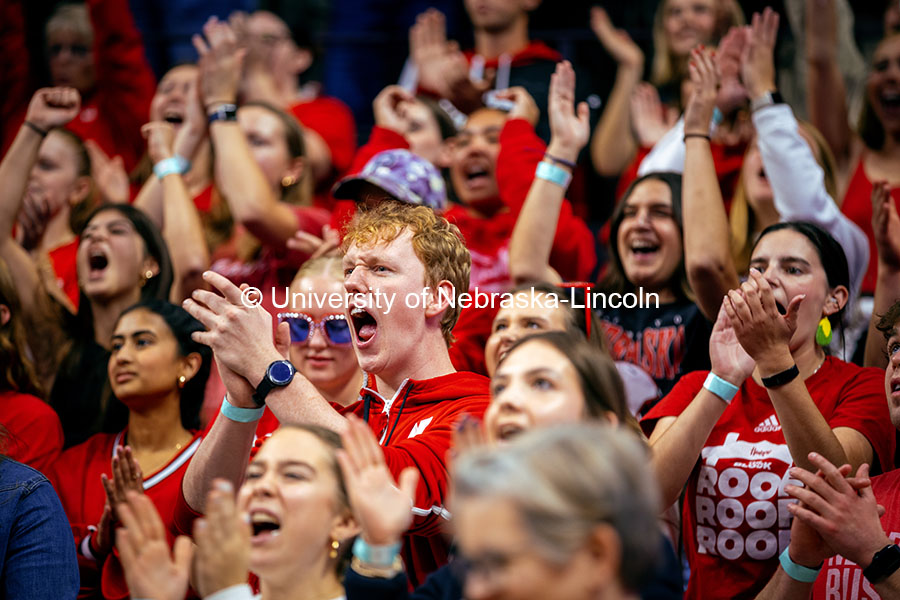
754, 415, 782, 433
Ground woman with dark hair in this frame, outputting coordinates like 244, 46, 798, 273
509, 62, 718, 403
0, 429, 79, 599
0, 87, 175, 447
643, 220, 896, 599
49, 299, 210, 600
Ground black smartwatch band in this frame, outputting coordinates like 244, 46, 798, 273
252, 360, 295, 407
863, 544, 900, 584
761, 364, 800, 388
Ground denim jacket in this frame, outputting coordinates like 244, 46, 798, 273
0, 457, 79, 599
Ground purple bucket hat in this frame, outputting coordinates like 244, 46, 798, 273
332, 149, 447, 211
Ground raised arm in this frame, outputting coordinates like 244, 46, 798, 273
194, 18, 300, 249
746, 10, 868, 298
589, 7, 644, 176
649, 305, 755, 506
134, 74, 209, 229
185, 272, 348, 431
865, 182, 900, 368
141, 122, 209, 302
88, 0, 156, 170
0, 89, 80, 316
805, 0, 854, 172
682, 48, 739, 320
509, 61, 588, 285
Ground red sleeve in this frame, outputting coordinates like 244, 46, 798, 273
0, 0, 31, 156
347, 126, 409, 175
172, 483, 204, 538
3, 396, 64, 476
825, 367, 896, 473
448, 304, 498, 376
379, 396, 490, 537
640, 370, 708, 437
495, 118, 547, 212
87, 0, 156, 170
291, 97, 357, 176
496, 119, 597, 281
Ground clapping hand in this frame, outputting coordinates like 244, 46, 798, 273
194, 480, 251, 597
724, 269, 803, 364
193, 17, 245, 108
336, 415, 418, 546
684, 47, 719, 136
590, 7, 644, 69
872, 181, 900, 270
116, 491, 193, 600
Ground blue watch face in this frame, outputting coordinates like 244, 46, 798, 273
268, 361, 295, 385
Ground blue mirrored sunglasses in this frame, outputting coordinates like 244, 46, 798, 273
276, 312, 352, 346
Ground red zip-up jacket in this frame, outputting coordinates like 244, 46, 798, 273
341, 371, 490, 587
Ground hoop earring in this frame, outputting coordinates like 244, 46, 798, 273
816, 316, 832, 346
329, 539, 339, 559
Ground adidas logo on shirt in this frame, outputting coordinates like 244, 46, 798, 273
754, 415, 782, 433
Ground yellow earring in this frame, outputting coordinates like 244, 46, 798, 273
816, 316, 832, 346
178, 375, 186, 388
281, 175, 296, 187
329, 539, 339, 559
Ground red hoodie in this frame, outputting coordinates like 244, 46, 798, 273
175, 370, 489, 588
340, 371, 490, 586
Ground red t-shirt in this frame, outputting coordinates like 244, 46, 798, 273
811, 468, 900, 599
642, 358, 896, 600
48, 430, 203, 600
48, 238, 80, 310
0, 390, 64, 475
840, 158, 900, 295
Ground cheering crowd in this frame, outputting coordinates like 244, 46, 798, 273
4, 0, 900, 598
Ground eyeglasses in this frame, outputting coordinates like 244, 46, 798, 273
277, 312, 352, 346
48, 43, 90, 58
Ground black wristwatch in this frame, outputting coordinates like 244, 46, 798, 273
252, 360, 296, 407
863, 544, 900, 584
207, 103, 237, 125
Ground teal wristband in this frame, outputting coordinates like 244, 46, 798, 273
712, 107, 724, 126
353, 537, 402, 567
779, 547, 822, 583
220, 395, 265, 423
153, 156, 187, 179
703, 372, 739, 405
535, 161, 572, 188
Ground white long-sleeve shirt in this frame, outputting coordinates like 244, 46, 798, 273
637, 105, 868, 299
